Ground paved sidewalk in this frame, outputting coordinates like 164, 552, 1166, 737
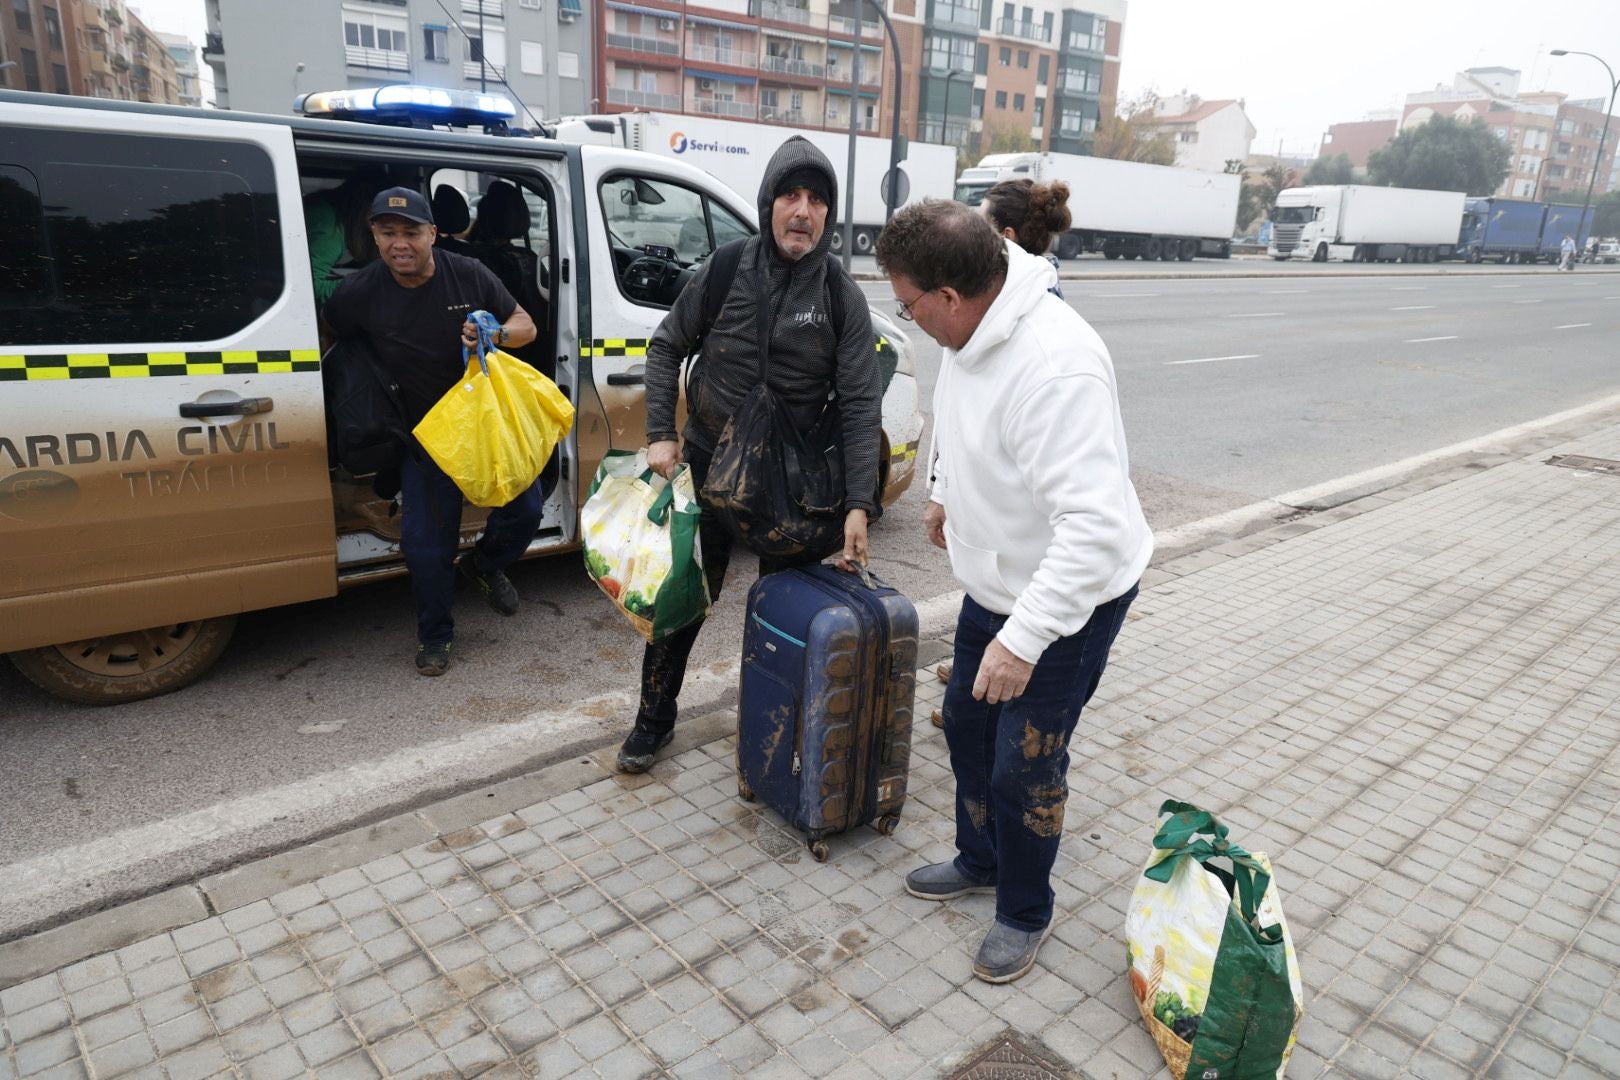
4, 425, 1620, 1079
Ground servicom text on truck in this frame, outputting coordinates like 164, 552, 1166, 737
953, 151, 1240, 261
1268, 184, 1465, 263
0, 86, 924, 705
552, 111, 958, 258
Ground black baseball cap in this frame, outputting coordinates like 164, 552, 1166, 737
368, 186, 435, 225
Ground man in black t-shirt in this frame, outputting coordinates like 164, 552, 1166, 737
325, 187, 542, 676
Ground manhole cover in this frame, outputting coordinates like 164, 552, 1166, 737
1547, 454, 1620, 477
947, 1031, 1067, 1079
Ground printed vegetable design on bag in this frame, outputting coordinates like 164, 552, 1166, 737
1125, 800, 1304, 1080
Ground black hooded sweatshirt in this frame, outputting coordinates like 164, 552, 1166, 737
642, 136, 882, 515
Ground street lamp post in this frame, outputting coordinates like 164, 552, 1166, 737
1550, 49, 1618, 249
839, 0, 905, 270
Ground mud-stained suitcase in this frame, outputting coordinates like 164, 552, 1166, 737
737, 565, 919, 861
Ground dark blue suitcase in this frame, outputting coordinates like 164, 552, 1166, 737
737, 565, 919, 861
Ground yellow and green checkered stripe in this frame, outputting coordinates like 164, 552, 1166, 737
0, 349, 321, 382
578, 338, 650, 359
890, 439, 919, 462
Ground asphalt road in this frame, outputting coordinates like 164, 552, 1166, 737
4, 264, 1618, 931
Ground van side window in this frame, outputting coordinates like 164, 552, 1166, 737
0, 129, 284, 348
599, 174, 753, 308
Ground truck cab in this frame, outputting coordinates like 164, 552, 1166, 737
1266, 187, 1335, 261
0, 87, 923, 704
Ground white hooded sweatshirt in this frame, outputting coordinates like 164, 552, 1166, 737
929, 240, 1153, 664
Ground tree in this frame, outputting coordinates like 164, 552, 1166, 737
1303, 152, 1354, 186
1366, 115, 1509, 195
986, 124, 1038, 156
1090, 91, 1175, 165
1592, 191, 1620, 239
1237, 162, 1298, 233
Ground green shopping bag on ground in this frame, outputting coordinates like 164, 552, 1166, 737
580, 450, 710, 643
1125, 800, 1304, 1080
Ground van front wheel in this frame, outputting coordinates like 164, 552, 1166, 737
10, 616, 237, 705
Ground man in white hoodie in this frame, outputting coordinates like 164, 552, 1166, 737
876, 201, 1153, 984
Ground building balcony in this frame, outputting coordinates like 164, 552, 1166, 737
686, 45, 757, 69
1059, 74, 1098, 94
828, 14, 882, 39
464, 60, 506, 79
462, 0, 504, 16
110, 52, 131, 71
692, 96, 757, 119
761, 106, 806, 124
606, 32, 681, 58
344, 46, 409, 71
828, 62, 881, 88
756, 0, 812, 26
104, 3, 123, 25
996, 18, 1050, 42
762, 55, 825, 79
202, 32, 223, 58
607, 86, 683, 109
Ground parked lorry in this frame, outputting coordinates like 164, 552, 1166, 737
953, 152, 1239, 260
1534, 204, 1595, 263
1268, 184, 1465, 263
551, 111, 957, 256
1457, 197, 1548, 263
0, 85, 924, 704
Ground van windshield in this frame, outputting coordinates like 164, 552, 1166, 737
1270, 205, 1315, 225
955, 183, 990, 206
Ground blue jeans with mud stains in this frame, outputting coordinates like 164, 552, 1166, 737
942, 586, 1137, 932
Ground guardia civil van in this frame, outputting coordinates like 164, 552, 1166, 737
0, 87, 923, 704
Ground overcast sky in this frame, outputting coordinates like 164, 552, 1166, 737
1120, 0, 1620, 155
130, 0, 1619, 157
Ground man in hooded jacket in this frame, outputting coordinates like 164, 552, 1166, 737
617, 136, 884, 773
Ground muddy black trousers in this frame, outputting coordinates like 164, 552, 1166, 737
635, 442, 818, 733
942, 586, 1138, 933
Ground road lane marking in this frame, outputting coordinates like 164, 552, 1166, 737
1491, 284, 1522, 288
1391, 305, 1435, 310
1167, 354, 1261, 366
1513, 299, 1543, 304
1555, 323, 1593, 329
1224, 312, 1285, 318
1263, 289, 1310, 294
1406, 335, 1459, 343
1390, 286, 1427, 291
1085, 291, 1161, 297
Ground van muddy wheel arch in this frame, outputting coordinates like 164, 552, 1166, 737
9, 617, 238, 706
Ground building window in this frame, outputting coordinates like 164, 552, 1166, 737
344, 10, 409, 55
51, 62, 67, 92
1033, 98, 1043, 126
43, 6, 63, 49
998, 46, 1010, 66
925, 33, 974, 74
975, 42, 988, 75
972, 86, 984, 119
12, 0, 30, 34
1017, 49, 1028, 68
424, 25, 449, 62
994, 89, 1007, 109
19, 48, 39, 91
1042, 11, 1053, 36
1037, 54, 1048, 82
1179, 131, 1197, 143
1013, 93, 1024, 111
1001, 2, 1013, 19
1059, 107, 1081, 134
933, 0, 980, 29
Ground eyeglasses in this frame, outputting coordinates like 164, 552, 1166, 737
894, 289, 931, 322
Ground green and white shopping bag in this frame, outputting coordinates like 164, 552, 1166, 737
1125, 800, 1304, 1080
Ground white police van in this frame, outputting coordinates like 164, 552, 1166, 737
0, 86, 923, 704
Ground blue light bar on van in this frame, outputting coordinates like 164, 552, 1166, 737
296, 85, 518, 131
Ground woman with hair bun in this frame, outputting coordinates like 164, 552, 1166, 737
980, 178, 1072, 298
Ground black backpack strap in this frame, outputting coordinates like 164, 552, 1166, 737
690, 238, 748, 359
823, 252, 847, 333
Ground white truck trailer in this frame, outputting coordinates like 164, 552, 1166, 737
953, 151, 1240, 260
552, 111, 956, 255
1267, 184, 1466, 263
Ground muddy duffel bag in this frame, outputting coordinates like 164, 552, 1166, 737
736, 565, 918, 861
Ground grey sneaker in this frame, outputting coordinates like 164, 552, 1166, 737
904, 860, 994, 901
972, 921, 1052, 984
458, 555, 519, 616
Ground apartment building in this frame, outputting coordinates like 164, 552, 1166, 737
1318, 117, 1398, 171
205, 0, 591, 121
594, 0, 1124, 158
0, 0, 183, 103
1400, 67, 1616, 200
159, 31, 202, 106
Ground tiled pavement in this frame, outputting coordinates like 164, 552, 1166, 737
4, 427, 1620, 1079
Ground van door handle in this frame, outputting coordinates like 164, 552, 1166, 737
179, 396, 274, 418
606, 372, 645, 386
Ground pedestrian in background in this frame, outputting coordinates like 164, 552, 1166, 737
980, 178, 1072, 298
1560, 233, 1576, 272
877, 200, 1152, 984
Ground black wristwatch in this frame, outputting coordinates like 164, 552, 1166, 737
496, 326, 508, 346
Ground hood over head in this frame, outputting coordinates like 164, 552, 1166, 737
954, 239, 1059, 370
758, 136, 839, 263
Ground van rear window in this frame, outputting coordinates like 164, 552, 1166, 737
0, 129, 284, 347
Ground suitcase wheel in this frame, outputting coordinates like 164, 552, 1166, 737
808, 839, 831, 862
737, 776, 757, 802
875, 813, 901, 837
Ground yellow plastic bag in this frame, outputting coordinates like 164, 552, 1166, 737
413, 314, 574, 508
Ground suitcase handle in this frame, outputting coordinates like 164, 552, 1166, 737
827, 561, 888, 592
